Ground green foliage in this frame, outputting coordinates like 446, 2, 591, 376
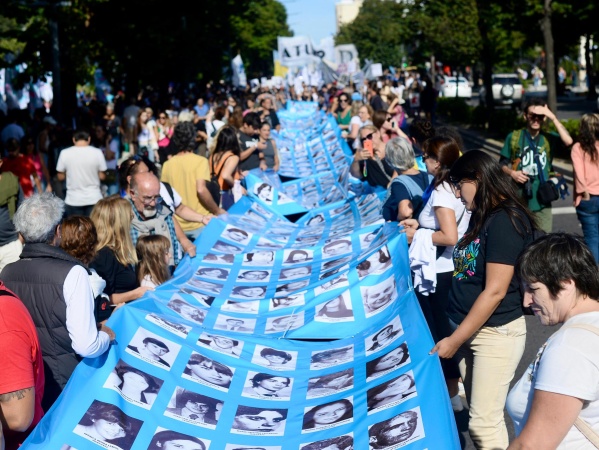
336, 0, 412, 67
436, 98, 472, 123
547, 118, 579, 142
489, 108, 522, 136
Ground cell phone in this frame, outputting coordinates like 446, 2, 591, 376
364, 140, 374, 157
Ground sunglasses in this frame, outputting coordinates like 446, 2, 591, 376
422, 153, 432, 161
527, 113, 545, 122
361, 132, 375, 142
339, 98, 348, 103
386, 116, 393, 122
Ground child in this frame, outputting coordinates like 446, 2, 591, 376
136, 235, 171, 289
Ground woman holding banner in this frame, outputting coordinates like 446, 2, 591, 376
404, 150, 537, 449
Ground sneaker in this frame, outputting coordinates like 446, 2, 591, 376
451, 393, 464, 412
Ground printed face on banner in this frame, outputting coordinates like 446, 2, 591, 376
360, 275, 398, 317
255, 237, 285, 249
252, 345, 298, 371
221, 300, 260, 314
167, 297, 207, 325
310, 345, 354, 370
146, 313, 191, 338
265, 312, 304, 333
314, 292, 354, 323
275, 280, 309, 297
202, 253, 235, 265
237, 269, 272, 282
282, 249, 313, 265
299, 433, 354, 450
197, 333, 244, 358
243, 251, 275, 266
269, 293, 305, 311
357, 246, 393, 278
149, 428, 210, 450
242, 372, 293, 400
366, 342, 411, 381
365, 316, 404, 356
307, 368, 354, 399
164, 387, 222, 429
367, 370, 417, 413
73, 400, 143, 450
183, 352, 235, 390
126, 327, 181, 369
188, 279, 224, 296
231, 405, 287, 435
254, 183, 275, 204
177, 290, 215, 308
302, 397, 354, 432
230, 285, 268, 299
212, 240, 243, 254
214, 315, 256, 333
359, 229, 383, 250
314, 274, 349, 295
222, 226, 252, 245
103, 360, 164, 409
195, 267, 230, 280
279, 265, 312, 280
368, 406, 425, 449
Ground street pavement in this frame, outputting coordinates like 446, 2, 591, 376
447, 93, 591, 449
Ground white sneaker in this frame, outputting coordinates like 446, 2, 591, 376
451, 393, 464, 412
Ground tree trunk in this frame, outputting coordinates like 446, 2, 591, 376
585, 35, 598, 100
541, 0, 557, 112
475, 0, 494, 128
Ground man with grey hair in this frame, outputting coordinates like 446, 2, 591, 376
381, 137, 432, 222
0, 193, 114, 411
349, 125, 395, 188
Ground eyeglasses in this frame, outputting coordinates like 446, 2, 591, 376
422, 153, 431, 160
159, 115, 167, 119
339, 98, 348, 103
527, 113, 545, 122
386, 116, 393, 122
361, 132, 375, 143
133, 191, 162, 205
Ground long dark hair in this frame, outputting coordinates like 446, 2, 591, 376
449, 150, 537, 247
578, 113, 599, 162
212, 125, 241, 157
422, 136, 460, 188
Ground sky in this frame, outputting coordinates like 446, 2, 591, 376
280, 0, 337, 44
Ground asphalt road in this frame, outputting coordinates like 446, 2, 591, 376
450, 95, 587, 449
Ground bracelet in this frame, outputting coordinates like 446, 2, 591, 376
259, 157, 265, 161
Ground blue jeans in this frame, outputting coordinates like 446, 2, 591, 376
576, 196, 599, 263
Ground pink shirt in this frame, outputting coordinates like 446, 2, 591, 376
572, 141, 599, 206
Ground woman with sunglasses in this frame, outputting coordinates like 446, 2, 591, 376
403, 150, 537, 449
350, 125, 395, 189
372, 110, 409, 144
332, 94, 352, 132
156, 111, 174, 153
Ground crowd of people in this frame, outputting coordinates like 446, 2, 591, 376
1, 73, 599, 450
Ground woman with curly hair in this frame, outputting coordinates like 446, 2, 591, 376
573, 113, 599, 262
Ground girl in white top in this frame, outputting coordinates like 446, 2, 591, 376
136, 235, 171, 289
507, 233, 599, 449
401, 136, 470, 412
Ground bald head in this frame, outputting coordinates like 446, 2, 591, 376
130, 172, 161, 218
130, 171, 160, 193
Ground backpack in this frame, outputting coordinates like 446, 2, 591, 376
207, 152, 234, 207
392, 172, 433, 219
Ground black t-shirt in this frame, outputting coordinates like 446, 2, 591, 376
359, 158, 395, 188
238, 131, 260, 171
381, 171, 430, 221
90, 246, 138, 296
448, 208, 531, 327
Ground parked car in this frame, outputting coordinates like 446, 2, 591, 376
440, 76, 472, 99
479, 74, 523, 107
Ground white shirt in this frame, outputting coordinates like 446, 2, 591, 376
64, 265, 111, 358
56, 145, 107, 206
417, 181, 471, 273
507, 312, 599, 449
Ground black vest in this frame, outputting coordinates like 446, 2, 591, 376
1, 242, 84, 410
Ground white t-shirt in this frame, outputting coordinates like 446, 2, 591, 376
56, 145, 107, 206
507, 312, 599, 449
417, 181, 470, 273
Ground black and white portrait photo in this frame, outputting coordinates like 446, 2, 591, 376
126, 327, 180, 369
237, 269, 271, 282
321, 239, 353, 259
314, 292, 354, 322
222, 299, 260, 314
183, 352, 235, 391
230, 285, 268, 300
212, 240, 243, 254
302, 398, 353, 432
231, 405, 287, 436
103, 360, 163, 409
221, 226, 252, 245
164, 387, 222, 428
359, 229, 383, 250
368, 407, 425, 449
177, 290, 215, 308
265, 313, 304, 333
300, 434, 353, 450
307, 368, 354, 398
167, 298, 207, 325
241, 372, 293, 400
188, 278, 223, 296
269, 293, 305, 311
360, 275, 398, 317
148, 429, 209, 450
365, 316, 404, 355
274, 280, 310, 297
202, 252, 235, 265
310, 345, 354, 370
282, 249, 313, 265
356, 246, 392, 278
145, 313, 191, 338
367, 371, 417, 413
279, 265, 312, 281
214, 315, 256, 333
197, 333, 243, 357
314, 274, 349, 295
366, 343, 411, 381
242, 251, 275, 266
195, 267, 230, 281
252, 346, 298, 371
73, 400, 143, 450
